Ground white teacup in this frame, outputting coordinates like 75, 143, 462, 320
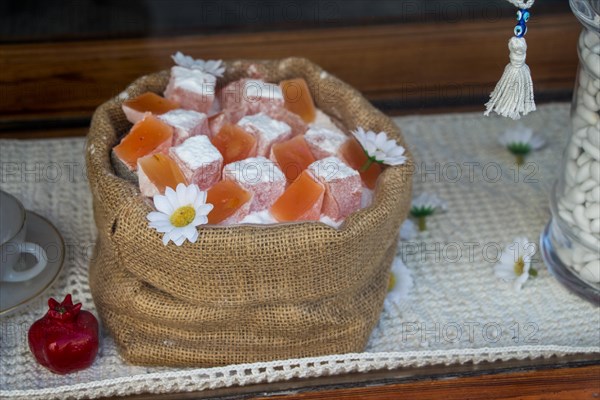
0, 190, 48, 282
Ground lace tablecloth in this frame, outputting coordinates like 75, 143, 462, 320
1, 103, 598, 399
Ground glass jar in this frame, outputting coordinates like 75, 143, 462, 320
541, 0, 600, 304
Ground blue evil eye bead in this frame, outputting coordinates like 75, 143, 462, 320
516, 10, 523, 21
514, 23, 527, 38
522, 10, 530, 22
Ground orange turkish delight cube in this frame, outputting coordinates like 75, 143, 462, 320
122, 92, 180, 124
206, 180, 252, 225
211, 123, 257, 165
270, 170, 325, 222
270, 135, 316, 183
280, 78, 316, 123
137, 153, 187, 197
340, 138, 382, 190
113, 114, 173, 170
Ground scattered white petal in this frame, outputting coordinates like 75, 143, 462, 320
410, 193, 447, 215
384, 258, 413, 310
498, 124, 546, 150
399, 219, 418, 240
493, 237, 537, 291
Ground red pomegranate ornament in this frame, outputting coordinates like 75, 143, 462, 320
28, 294, 99, 374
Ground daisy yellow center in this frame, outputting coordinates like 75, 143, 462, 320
388, 274, 396, 292
170, 206, 196, 228
514, 257, 525, 276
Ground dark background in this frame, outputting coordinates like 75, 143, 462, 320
1, 0, 569, 43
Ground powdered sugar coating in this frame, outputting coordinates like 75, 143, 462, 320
308, 157, 362, 221
239, 210, 278, 224
220, 79, 283, 115
137, 162, 160, 197
259, 103, 308, 137
245, 80, 283, 100
159, 109, 210, 145
164, 66, 216, 114
309, 156, 358, 180
310, 109, 344, 134
223, 156, 286, 212
237, 113, 292, 156
361, 188, 374, 208
305, 126, 348, 160
223, 157, 285, 184
169, 135, 223, 189
319, 215, 343, 228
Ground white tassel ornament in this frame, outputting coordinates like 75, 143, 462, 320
485, 0, 536, 120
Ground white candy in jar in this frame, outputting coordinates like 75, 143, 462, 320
554, 28, 600, 286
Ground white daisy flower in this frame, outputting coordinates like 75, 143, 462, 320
410, 193, 447, 231
494, 237, 538, 291
147, 183, 213, 246
399, 219, 418, 240
352, 127, 407, 171
385, 258, 414, 310
171, 51, 225, 77
498, 125, 545, 165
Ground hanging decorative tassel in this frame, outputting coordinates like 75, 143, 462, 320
485, 0, 536, 120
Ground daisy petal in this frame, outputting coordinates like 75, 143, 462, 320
147, 211, 169, 222
154, 195, 174, 215
176, 183, 188, 205
165, 186, 179, 208
173, 234, 186, 246
195, 203, 214, 216
162, 230, 173, 245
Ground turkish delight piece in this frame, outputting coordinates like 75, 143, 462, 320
223, 156, 286, 212
169, 135, 223, 190
270, 170, 325, 222
239, 210, 278, 225
113, 114, 173, 171
237, 112, 292, 157
270, 135, 316, 183
280, 78, 316, 123
208, 112, 228, 137
340, 138, 382, 190
158, 109, 210, 145
319, 215, 343, 229
310, 109, 345, 134
258, 102, 308, 137
361, 188, 374, 208
308, 157, 362, 221
304, 126, 348, 160
206, 180, 252, 225
122, 92, 180, 124
207, 107, 250, 138
137, 153, 188, 197
164, 66, 216, 114
220, 79, 284, 114
211, 123, 257, 165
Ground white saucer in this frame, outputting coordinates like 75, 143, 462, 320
0, 211, 65, 317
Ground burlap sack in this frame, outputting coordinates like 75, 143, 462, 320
86, 57, 413, 367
